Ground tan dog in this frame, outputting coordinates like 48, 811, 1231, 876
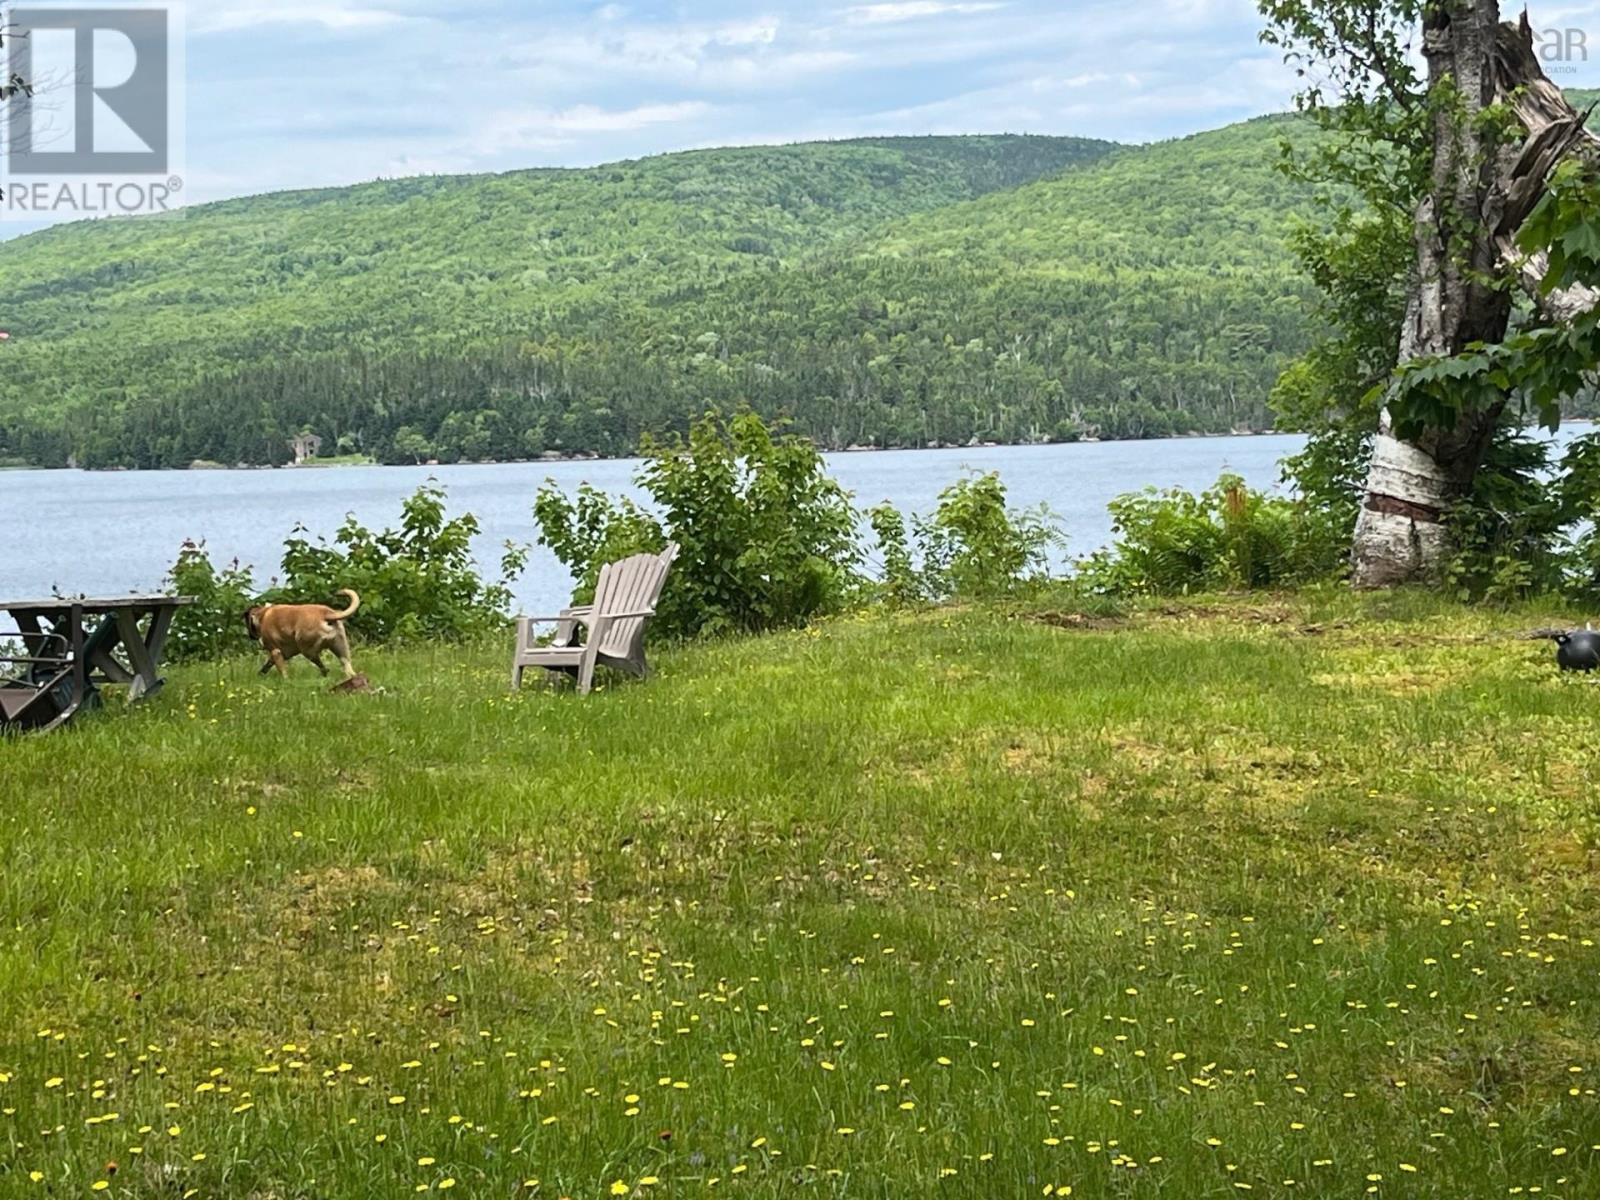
245, 590, 360, 679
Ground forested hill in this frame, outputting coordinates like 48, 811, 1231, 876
0, 122, 1315, 468
666, 116, 1318, 449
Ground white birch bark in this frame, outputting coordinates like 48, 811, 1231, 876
1350, 5, 1600, 586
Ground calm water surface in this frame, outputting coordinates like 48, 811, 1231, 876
0, 435, 1308, 619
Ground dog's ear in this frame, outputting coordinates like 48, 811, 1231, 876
244, 607, 262, 639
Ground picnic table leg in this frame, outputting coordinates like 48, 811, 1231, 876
146, 605, 177, 666
115, 609, 162, 702
70, 604, 85, 706
86, 632, 136, 686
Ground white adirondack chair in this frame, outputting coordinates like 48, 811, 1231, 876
511, 545, 678, 695
547, 543, 679, 651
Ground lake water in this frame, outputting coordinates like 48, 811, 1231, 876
0, 435, 1309, 619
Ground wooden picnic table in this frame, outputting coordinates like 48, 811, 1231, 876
1, 594, 194, 705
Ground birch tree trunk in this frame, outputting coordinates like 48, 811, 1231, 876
1351, 0, 1510, 587
1351, 6, 1600, 587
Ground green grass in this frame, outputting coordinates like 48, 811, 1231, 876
3, 596, 1600, 1199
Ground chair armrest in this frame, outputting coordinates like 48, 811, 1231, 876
519, 612, 595, 627
524, 607, 655, 624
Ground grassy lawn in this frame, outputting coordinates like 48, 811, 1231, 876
3, 593, 1599, 1199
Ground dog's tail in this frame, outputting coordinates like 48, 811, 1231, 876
329, 589, 360, 621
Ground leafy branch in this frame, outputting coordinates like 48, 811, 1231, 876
1384, 160, 1600, 440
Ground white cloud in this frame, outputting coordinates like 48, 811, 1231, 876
472, 100, 715, 154
545, 100, 714, 133
845, 2, 1006, 24
501, 16, 861, 92
192, 2, 419, 34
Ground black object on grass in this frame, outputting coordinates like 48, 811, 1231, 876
1556, 629, 1600, 672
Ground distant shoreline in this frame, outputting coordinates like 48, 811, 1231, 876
8, 427, 1295, 473
5, 420, 1592, 473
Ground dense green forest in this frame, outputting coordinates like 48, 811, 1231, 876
0, 121, 1322, 468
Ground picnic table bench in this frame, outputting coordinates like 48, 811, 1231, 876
0, 594, 193, 732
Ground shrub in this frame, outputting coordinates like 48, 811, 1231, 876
1080, 474, 1345, 596
1442, 431, 1565, 605
1558, 432, 1600, 600
534, 410, 861, 638
276, 483, 527, 642
867, 503, 925, 607
921, 473, 1061, 600
868, 473, 1063, 605
162, 484, 525, 659
532, 483, 667, 602
163, 541, 260, 663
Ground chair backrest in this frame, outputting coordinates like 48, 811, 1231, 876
591, 544, 678, 658
0, 629, 68, 685
0, 631, 74, 727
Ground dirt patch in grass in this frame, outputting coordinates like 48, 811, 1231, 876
287, 864, 403, 918
1034, 610, 1127, 633
1156, 598, 1301, 624
1279, 619, 1354, 637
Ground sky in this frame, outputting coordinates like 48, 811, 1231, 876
8, 0, 1600, 236
188, 0, 1295, 196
